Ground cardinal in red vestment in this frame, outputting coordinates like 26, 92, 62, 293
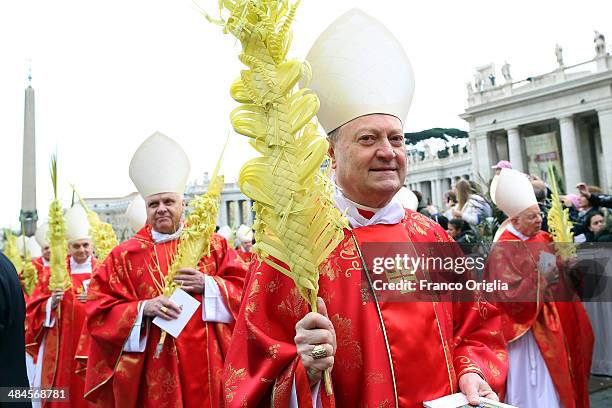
25, 204, 97, 408
83, 132, 246, 408
221, 9, 507, 407
487, 168, 593, 408
234, 224, 255, 269
75, 193, 149, 379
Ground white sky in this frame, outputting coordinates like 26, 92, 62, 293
1, 0, 610, 229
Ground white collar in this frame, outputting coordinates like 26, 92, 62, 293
43, 258, 50, 267
151, 224, 183, 244
332, 179, 405, 228
506, 223, 530, 241
70, 255, 93, 274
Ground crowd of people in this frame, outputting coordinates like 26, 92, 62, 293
0, 5, 608, 408
414, 160, 612, 246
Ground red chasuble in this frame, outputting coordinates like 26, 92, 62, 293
235, 249, 254, 271
493, 228, 593, 408
25, 256, 96, 408
83, 226, 246, 408
222, 210, 507, 407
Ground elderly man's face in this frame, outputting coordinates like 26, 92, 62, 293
41, 245, 51, 262
330, 114, 406, 208
69, 239, 92, 264
145, 192, 184, 234
511, 204, 542, 238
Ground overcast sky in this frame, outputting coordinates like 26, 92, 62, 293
1, 0, 610, 229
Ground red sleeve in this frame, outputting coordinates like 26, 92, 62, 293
83, 246, 143, 402
222, 256, 313, 407
24, 266, 52, 358
451, 299, 507, 397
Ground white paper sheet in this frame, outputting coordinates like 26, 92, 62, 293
152, 288, 200, 338
82, 279, 91, 294
423, 392, 517, 408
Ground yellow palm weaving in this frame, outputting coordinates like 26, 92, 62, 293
210, 0, 349, 394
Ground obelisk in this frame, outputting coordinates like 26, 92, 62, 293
20, 71, 38, 236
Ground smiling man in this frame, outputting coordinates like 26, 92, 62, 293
223, 9, 507, 408
83, 132, 246, 407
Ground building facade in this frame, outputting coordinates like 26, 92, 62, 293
405, 144, 472, 209
461, 35, 612, 194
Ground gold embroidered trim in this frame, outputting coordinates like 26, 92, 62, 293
351, 233, 398, 408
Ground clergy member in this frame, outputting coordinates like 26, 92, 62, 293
25, 203, 96, 408
83, 132, 246, 407
234, 224, 254, 267
487, 168, 593, 408
24, 221, 51, 386
222, 9, 507, 407
74, 193, 148, 378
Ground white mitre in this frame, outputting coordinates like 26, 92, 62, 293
490, 168, 537, 218
394, 187, 419, 211
236, 224, 253, 243
126, 195, 147, 233
35, 220, 49, 248
26, 236, 42, 258
65, 203, 91, 243
305, 8, 415, 133
16, 236, 42, 258
217, 226, 232, 240
129, 132, 191, 198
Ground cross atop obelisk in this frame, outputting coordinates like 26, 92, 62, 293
20, 63, 38, 236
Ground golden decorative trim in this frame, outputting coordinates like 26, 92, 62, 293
419, 266, 455, 392
350, 233, 398, 408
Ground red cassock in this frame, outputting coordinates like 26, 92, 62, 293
83, 226, 246, 408
492, 229, 594, 408
222, 210, 508, 407
235, 249, 254, 271
25, 256, 96, 408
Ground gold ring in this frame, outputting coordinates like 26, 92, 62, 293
310, 344, 327, 360
160, 306, 168, 314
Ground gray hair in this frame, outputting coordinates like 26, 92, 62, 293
327, 126, 342, 144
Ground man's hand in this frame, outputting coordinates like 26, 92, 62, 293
294, 297, 336, 388
76, 293, 88, 303
51, 290, 64, 309
143, 295, 182, 320
576, 182, 591, 198
173, 268, 205, 294
458, 372, 498, 406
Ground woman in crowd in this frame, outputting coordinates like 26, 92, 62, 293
584, 210, 612, 242
447, 218, 476, 244
452, 179, 492, 229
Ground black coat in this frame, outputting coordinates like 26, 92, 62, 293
0, 252, 31, 407
589, 192, 612, 208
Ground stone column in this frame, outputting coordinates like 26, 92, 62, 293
558, 115, 582, 193
469, 134, 480, 178
218, 198, 227, 226
434, 178, 444, 210
443, 178, 452, 193
472, 132, 493, 181
597, 107, 612, 192
430, 179, 439, 209
247, 200, 254, 225
20, 85, 38, 236
506, 127, 524, 172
